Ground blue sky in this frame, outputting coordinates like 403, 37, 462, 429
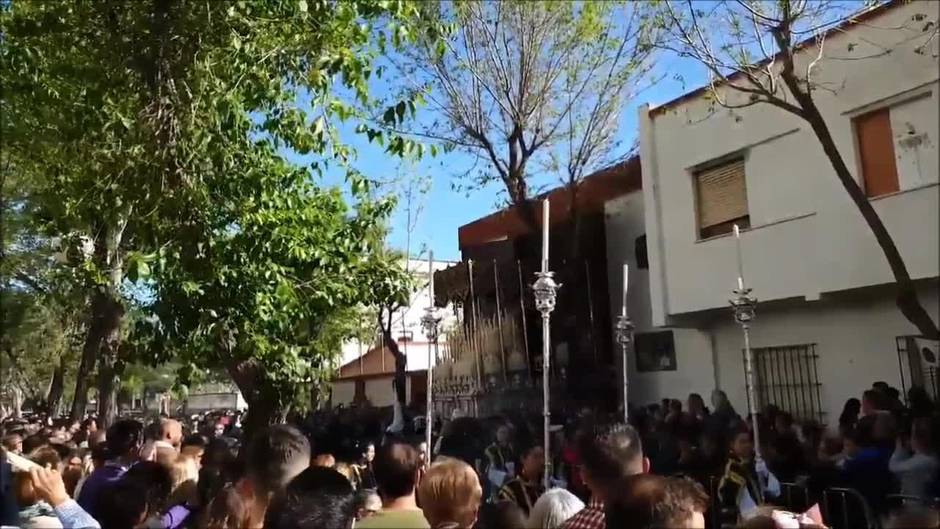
284, 53, 707, 263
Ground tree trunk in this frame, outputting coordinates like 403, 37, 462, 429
46, 356, 66, 418
776, 66, 939, 340
70, 291, 108, 420
227, 358, 292, 443
380, 313, 407, 407
11, 387, 23, 419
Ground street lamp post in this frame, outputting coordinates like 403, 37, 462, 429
729, 224, 761, 459
614, 314, 635, 424
532, 199, 560, 489
421, 252, 443, 457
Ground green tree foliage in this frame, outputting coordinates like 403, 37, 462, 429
2, 0, 434, 425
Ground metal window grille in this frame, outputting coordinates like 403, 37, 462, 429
896, 335, 940, 402
745, 343, 824, 422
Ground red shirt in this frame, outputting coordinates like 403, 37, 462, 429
561, 498, 605, 529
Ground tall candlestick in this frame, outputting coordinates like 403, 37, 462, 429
426, 251, 434, 456
621, 264, 629, 318
733, 224, 745, 290
541, 200, 550, 272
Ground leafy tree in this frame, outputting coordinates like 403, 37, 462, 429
657, 0, 938, 340
397, 1, 659, 230
2, 0, 433, 426
143, 151, 415, 432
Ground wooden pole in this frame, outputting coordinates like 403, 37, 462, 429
494, 260, 507, 381
517, 260, 531, 376
584, 260, 598, 365
426, 252, 435, 454
468, 260, 482, 386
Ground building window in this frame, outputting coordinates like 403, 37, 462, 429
854, 108, 899, 198
635, 234, 649, 269
694, 158, 750, 239
354, 379, 366, 404
746, 343, 823, 422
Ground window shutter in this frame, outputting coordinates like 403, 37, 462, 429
854, 108, 899, 198
696, 159, 748, 229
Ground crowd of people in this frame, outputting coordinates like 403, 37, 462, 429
0, 380, 938, 529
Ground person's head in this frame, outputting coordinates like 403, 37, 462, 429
28, 445, 63, 471
862, 389, 884, 415
213, 422, 226, 438
711, 390, 729, 409
841, 398, 861, 420
97, 461, 173, 529
373, 441, 422, 502
181, 434, 207, 469
518, 443, 545, 482
244, 424, 311, 496
364, 441, 376, 463
729, 428, 755, 461
2, 433, 23, 454
200, 485, 249, 529
579, 424, 648, 501
168, 455, 200, 506
416, 441, 429, 466
774, 412, 794, 435
264, 466, 357, 529
687, 394, 705, 415
355, 489, 382, 520
418, 457, 483, 528
908, 386, 933, 411
496, 425, 511, 445
527, 488, 584, 529
334, 462, 354, 483
478, 500, 526, 529
161, 419, 183, 449
313, 453, 336, 468
82, 418, 98, 434
605, 474, 708, 529
669, 400, 683, 414
21, 434, 47, 455
106, 419, 145, 462
89, 429, 107, 448
911, 417, 933, 454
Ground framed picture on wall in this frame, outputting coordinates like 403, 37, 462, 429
635, 331, 677, 372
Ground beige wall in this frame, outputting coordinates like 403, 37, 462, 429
330, 376, 418, 408
605, 192, 718, 408
605, 185, 939, 420
640, 1, 939, 324
711, 284, 939, 429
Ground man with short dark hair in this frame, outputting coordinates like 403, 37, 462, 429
77, 419, 144, 517
356, 441, 430, 529
562, 424, 649, 529
605, 474, 708, 529
264, 466, 358, 529
239, 424, 311, 529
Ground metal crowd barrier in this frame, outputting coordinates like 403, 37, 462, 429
822, 487, 880, 529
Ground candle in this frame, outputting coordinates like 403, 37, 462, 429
622, 263, 629, 318
428, 250, 434, 304
734, 224, 745, 290
541, 199, 550, 272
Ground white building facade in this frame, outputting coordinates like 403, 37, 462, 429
331, 258, 457, 408
614, 1, 939, 426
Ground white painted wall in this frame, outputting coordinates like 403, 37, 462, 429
340, 258, 458, 370
711, 284, 939, 427
331, 376, 418, 408
640, 1, 939, 324
605, 192, 718, 408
